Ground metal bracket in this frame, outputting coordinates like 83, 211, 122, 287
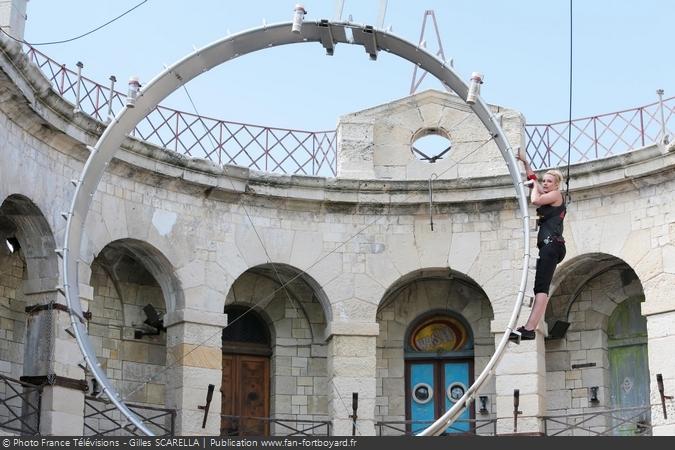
657, 374, 673, 419
318, 20, 335, 56
513, 389, 522, 432
355, 25, 378, 60
197, 384, 215, 429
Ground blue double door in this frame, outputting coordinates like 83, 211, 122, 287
407, 360, 473, 434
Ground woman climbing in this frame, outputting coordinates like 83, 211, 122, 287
511, 151, 567, 340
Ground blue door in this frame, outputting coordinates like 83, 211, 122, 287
408, 360, 472, 434
409, 363, 435, 434
444, 362, 471, 432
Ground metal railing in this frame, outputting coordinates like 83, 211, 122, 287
23, 46, 338, 177
220, 414, 331, 436
84, 395, 175, 436
542, 405, 652, 436
21, 46, 675, 174
375, 418, 497, 436
525, 96, 675, 169
0, 374, 42, 435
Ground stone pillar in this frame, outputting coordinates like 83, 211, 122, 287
21, 279, 89, 435
492, 320, 546, 435
0, 0, 29, 40
644, 309, 675, 435
164, 309, 227, 436
325, 321, 378, 436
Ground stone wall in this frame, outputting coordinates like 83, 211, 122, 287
88, 257, 166, 406
1, 34, 674, 435
0, 248, 24, 379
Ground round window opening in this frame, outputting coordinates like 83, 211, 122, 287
412, 383, 434, 404
447, 382, 466, 403
411, 128, 453, 163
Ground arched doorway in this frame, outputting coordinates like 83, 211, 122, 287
405, 311, 474, 434
221, 305, 272, 436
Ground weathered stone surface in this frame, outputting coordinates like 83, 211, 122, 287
1, 38, 674, 435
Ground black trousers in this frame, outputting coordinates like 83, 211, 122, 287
534, 242, 566, 295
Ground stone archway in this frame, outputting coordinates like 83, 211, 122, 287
0, 194, 81, 435
376, 268, 494, 436
224, 264, 330, 436
544, 253, 648, 435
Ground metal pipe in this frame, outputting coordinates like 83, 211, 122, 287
657, 89, 668, 144
107, 75, 116, 123
350, 392, 358, 436
73, 61, 83, 113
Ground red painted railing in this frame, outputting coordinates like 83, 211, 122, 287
24, 46, 674, 173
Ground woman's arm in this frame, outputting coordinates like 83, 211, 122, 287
517, 151, 544, 194
531, 186, 562, 206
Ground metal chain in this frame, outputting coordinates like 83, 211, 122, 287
46, 299, 56, 384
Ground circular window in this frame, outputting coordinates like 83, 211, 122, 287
447, 382, 466, 403
411, 128, 453, 163
412, 383, 433, 404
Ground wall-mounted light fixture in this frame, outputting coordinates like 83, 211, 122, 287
479, 395, 489, 415
134, 304, 166, 339
589, 386, 599, 404
5, 237, 20, 254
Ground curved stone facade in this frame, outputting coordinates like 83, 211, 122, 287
1, 31, 674, 436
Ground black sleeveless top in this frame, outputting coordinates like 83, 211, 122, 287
536, 200, 566, 246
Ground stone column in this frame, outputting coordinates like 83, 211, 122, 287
492, 319, 546, 435
325, 321, 378, 436
643, 308, 675, 435
164, 309, 227, 436
21, 279, 89, 435
0, 0, 29, 40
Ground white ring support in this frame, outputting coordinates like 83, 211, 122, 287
62, 20, 531, 436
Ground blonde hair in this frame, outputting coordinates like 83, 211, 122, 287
544, 169, 564, 189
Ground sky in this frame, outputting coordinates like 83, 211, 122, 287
19, 0, 675, 131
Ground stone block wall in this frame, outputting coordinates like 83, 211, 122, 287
0, 249, 24, 379
88, 259, 166, 407
337, 90, 525, 180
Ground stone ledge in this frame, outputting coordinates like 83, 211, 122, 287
164, 309, 228, 328
325, 321, 379, 339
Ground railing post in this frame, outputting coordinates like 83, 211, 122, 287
218, 122, 223, 166
312, 133, 317, 175
106, 75, 116, 123
593, 117, 598, 159
657, 89, 668, 145
639, 107, 645, 147
59, 63, 66, 94
545, 126, 551, 168
175, 112, 180, 152
73, 61, 84, 113
265, 128, 269, 172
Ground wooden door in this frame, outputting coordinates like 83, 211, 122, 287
221, 354, 270, 436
